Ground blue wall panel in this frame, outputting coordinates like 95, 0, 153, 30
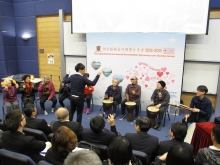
2, 0, 13, 2
0, 1, 14, 17
35, 0, 71, 15
0, 32, 3, 46
2, 31, 16, 46
14, 16, 36, 32
18, 60, 39, 74
17, 46, 38, 60
16, 31, 37, 46
4, 46, 17, 60
0, 47, 5, 60
1, 17, 15, 32
14, 1, 35, 17
6, 60, 18, 74
211, 0, 220, 8
0, 62, 7, 75
13, 0, 34, 2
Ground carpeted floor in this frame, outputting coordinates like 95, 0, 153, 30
0, 93, 216, 142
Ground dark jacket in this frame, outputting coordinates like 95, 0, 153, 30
105, 85, 122, 104
59, 85, 71, 97
125, 131, 159, 163
19, 82, 38, 100
82, 126, 117, 146
2, 131, 46, 163
45, 147, 68, 165
52, 121, 83, 141
151, 89, 170, 107
25, 117, 52, 136
196, 147, 220, 165
158, 139, 193, 155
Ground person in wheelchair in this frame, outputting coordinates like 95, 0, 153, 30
19, 75, 38, 106
2, 79, 19, 114
59, 80, 71, 108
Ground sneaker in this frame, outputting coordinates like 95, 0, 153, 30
44, 110, 48, 116
119, 114, 126, 120
86, 108, 90, 114
83, 107, 87, 113
51, 108, 54, 112
154, 123, 161, 130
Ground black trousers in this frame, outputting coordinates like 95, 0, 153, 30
22, 95, 35, 106
182, 113, 208, 126
121, 99, 140, 117
69, 96, 84, 124
84, 94, 92, 108
59, 95, 69, 107
40, 95, 57, 110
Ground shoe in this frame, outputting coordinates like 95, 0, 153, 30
44, 110, 48, 116
83, 107, 87, 113
119, 114, 126, 120
86, 108, 90, 114
154, 123, 161, 130
51, 108, 54, 112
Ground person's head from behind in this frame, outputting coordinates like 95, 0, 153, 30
55, 108, 69, 121
83, 73, 89, 79
211, 124, 220, 145
4, 109, 26, 131
169, 122, 187, 142
166, 145, 195, 165
24, 103, 37, 118
112, 78, 119, 87
90, 115, 105, 133
52, 126, 77, 158
75, 63, 85, 74
135, 116, 151, 132
22, 75, 31, 83
196, 85, 208, 97
64, 150, 102, 165
109, 136, 132, 165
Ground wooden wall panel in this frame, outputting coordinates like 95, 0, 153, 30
36, 15, 61, 92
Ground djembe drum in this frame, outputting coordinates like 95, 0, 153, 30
147, 106, 159, 127
103, 100, 113, 114
125, 102, 136, 122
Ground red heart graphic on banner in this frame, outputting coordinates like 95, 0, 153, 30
166, 72, 169, 75
126, 76, 130, 80
171, 80, 175, 83
145, 84, 148, 88
157, 72, 163, 77
135, 66, 137, 68
161, 67, 167, 72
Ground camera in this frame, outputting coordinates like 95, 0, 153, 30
103, 113, 111, 119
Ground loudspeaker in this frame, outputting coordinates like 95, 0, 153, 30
214, 117, 220, 124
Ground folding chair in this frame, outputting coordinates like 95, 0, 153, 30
23, 127, 48, 142
132, 150, 148, 165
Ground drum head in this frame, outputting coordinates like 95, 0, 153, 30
148, 106, 159, 112
125, 102, 136, 106
103, 100, 113, 103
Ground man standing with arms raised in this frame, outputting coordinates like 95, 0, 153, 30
64, 63, 101, 124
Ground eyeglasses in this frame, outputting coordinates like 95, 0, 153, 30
20, 116, 25, 122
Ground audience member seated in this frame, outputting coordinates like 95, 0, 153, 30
152, 145, 195, 165
158, 122, 193, 155
82, 114, 117, 146
45, 126, 78, 165
182, 85, 212, 126
83, 73, 94, 114
103, 136, 142, 165
2, 109, 46, 163
58, 76, 71, 108
196, 124, 220, 165
149, 80, 170, 129
104, 78, 122, 117
19, 75, 38, 106
125, 116, 158, 163
64, 150, 103, 165
51, 107, 83, 141
2, 79, 19, 114
23, 103, 52, 136
120, 76, 141, 120
38, 75, 57, 115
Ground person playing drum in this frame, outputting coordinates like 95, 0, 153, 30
119, 76, 141, 120
150, 80, 170, 130
104, 79, 122, 118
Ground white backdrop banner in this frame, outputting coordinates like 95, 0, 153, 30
86, 33, 186, 112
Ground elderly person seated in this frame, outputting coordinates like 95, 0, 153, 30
38, 75, 57, 115
2, 79, 19, 114
45, 126, 78, 165
19, 75, 38, 106
104, 78, 122, 118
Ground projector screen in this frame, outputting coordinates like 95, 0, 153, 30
72, 0, 210, 34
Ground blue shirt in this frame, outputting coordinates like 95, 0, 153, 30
63, 73, 100, 97
190, 96, 212, 116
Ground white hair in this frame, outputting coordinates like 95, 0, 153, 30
4, 78, 11, 84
